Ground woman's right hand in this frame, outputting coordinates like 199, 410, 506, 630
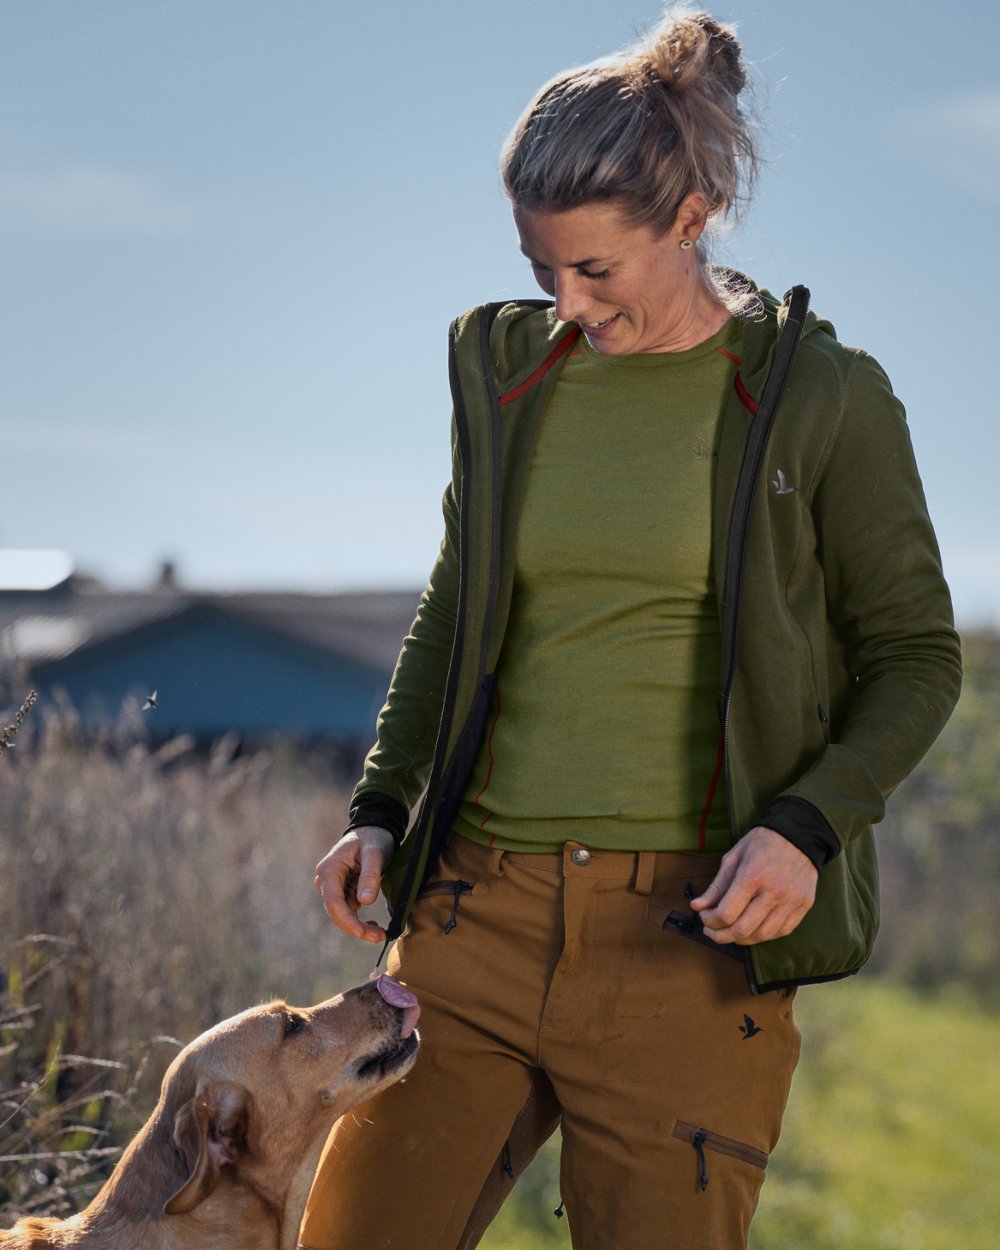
315, 826, 396, 943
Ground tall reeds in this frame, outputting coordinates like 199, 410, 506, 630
0, 709, 372, 1221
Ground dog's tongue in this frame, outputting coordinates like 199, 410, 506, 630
376, 974, 421, 1038
376, 973, 418, 1008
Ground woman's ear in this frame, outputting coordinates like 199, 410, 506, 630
674, 190, 711, 245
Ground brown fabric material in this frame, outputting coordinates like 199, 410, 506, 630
456, 1072, 562, 1249
632, 847, 657, 896
300, 834, 800, 1250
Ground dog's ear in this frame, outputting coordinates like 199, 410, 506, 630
163, 1081, 252, 1215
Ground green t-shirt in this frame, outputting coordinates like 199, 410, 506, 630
454, 317, 742, 853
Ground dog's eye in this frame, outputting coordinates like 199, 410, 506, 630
283, 1012, 306, 1038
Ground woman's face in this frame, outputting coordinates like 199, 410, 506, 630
513, 196, 720, 355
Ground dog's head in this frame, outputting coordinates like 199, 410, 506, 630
159, 979, 419, 1217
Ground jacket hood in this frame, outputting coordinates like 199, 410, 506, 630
737, 278, 835, 400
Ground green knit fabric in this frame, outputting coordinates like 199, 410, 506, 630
455, 318, 742, 853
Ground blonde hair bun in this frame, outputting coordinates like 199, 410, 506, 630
642, 10, 747, 99
502, 5, 758, 233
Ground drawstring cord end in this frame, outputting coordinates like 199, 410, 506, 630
443, 880, 473, 934
693, 1129, 710, 1191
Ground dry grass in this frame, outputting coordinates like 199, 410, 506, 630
0, 711, 376, 1223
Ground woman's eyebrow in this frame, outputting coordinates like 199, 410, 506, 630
518, 244, 607, 269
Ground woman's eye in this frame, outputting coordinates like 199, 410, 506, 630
580, 267, 610, 280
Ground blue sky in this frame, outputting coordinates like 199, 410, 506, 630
2, 1, 998, 626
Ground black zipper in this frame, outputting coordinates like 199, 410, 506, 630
477, 307, 505, 689
384, 320, 478, 942
719, 286, 810, 995
386, 307, 508, 939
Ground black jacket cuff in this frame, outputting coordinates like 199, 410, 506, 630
344, 793, 409, 849
758, 795, 841, 872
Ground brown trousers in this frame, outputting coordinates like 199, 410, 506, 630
300, 834, 800, 1250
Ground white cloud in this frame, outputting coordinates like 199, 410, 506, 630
0, 159, 200, 235
890, 90, 1000, 203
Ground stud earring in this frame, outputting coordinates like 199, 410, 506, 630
680, 239, 694, 250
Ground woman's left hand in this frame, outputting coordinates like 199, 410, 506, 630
690, 826, 818, 945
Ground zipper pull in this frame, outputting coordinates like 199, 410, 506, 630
444, 880, 473, 934
693, 1129, 710, 1191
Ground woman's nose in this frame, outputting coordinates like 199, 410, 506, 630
553, 272, 592, 324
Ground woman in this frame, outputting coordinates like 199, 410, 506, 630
300, 9, 961, 1249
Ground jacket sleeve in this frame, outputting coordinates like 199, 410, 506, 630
779, 351, 962, 848
348, 461, 461, 828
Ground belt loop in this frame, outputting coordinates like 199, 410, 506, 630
633, 850, 656, 896
488, 846, 506, 877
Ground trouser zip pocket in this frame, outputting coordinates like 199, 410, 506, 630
673, 1120, 769, 1192
415, 879, 473, 933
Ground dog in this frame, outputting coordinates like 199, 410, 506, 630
1, 976, 420, 1250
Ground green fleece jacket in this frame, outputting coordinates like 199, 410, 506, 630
351, 280, 962, 993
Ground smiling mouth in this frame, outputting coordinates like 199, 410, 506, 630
582, 313, 619, 330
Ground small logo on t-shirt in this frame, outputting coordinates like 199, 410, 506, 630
693, 437, 716, 460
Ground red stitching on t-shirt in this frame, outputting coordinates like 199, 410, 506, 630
697, 739, 726, 851
499, 328, 580, 407
734, 370, 759, 416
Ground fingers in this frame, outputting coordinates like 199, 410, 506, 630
692, 849, 762, 944
689, 826, 818, 945
700, 890, 810, 945
690, 854, 738, 913
356, 839, 386, 907
314, 828, 394, 944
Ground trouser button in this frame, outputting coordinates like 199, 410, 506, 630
570, 847, 592, 866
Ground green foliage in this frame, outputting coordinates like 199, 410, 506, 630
867, 631, 1000, 998
482, 1137, 569, 1249
750, 980, 1000, 1250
